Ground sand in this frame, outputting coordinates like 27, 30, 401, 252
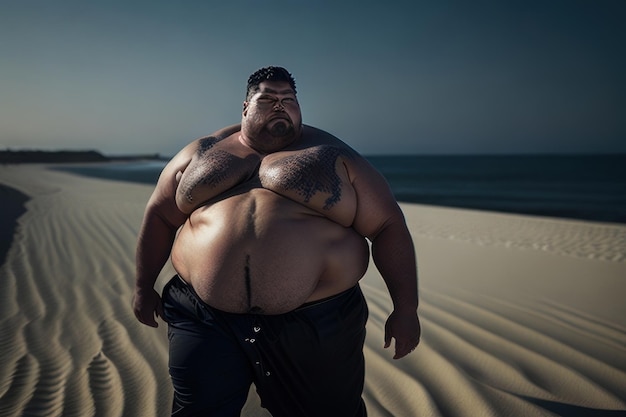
1, 163, 625, 417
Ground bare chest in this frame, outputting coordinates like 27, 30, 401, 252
180, 144, 356, 226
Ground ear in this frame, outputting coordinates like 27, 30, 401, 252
242, 101, 249, 116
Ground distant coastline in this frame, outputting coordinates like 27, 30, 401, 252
0, 149, 166, 164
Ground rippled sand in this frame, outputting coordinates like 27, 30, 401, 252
1, 164, 625, 416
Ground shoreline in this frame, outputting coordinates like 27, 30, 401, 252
47, 157, 626, 225
1, 164, 624, 416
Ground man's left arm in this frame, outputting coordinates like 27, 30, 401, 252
370, 213, 420, 359
349, 156, 421, 359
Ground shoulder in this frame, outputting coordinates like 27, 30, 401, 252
147, 124, 242, 212
301, 125, 354, 149
299, 125, 379, 173
299, 125, 364, 163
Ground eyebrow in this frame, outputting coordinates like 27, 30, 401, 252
260, 87, 295, 95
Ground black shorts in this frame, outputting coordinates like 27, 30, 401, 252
162, 275, 369, 417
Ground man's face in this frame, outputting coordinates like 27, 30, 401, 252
241, 80, 302, 152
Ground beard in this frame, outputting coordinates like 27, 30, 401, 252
242, 112, 301, 153
266, 118, 295, 138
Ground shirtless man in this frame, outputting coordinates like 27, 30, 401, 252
133, 67, 420, 417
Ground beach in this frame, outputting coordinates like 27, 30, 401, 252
1, 164, 625, 416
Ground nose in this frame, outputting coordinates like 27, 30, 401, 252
273, 100, 285, 111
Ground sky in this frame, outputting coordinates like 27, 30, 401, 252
1, 0, 625, 156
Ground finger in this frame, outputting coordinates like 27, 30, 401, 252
393, 340, 420, 360
156, 300, 165, 321
393, 344, 411, 360
394, 348, 412, 360
145, 316, 159, 328
135, 310, 159, 328
150, 305, 161, 327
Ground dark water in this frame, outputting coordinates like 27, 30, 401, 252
53, 154, 626, 224
366, 154, 626, 224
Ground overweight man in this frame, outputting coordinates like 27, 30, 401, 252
133, 66, 420, 417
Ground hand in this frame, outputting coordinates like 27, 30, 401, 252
132, 288, 164, 328
384, 309, 421, 359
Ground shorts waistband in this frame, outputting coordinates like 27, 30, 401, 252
167, 275, 359, 315
296, 285, 359, 311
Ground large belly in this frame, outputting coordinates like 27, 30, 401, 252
171, 190, 369, 314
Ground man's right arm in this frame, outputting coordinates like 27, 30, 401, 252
133, 142, 195, 327
133, 124, 241, 327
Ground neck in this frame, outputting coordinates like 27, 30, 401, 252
239, 127, 301, 154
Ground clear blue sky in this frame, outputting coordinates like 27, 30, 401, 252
1, 0, 624, 156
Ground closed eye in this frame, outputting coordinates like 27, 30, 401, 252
281, 97, 298, 106
257, 96, 275, 103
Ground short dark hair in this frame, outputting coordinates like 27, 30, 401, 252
246, 66, 297, 100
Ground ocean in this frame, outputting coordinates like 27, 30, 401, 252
55, 154, 626, 224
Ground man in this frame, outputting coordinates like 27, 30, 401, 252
133, 66, 420, 417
